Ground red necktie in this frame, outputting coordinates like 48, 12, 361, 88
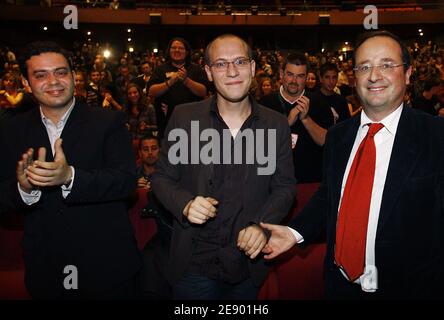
335, 123, 384, 282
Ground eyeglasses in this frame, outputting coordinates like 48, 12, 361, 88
209, 58, 251, 71
353, 62, 407, 75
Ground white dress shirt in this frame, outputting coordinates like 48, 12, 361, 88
19, 98, 76, 204
289, 103, 403, 292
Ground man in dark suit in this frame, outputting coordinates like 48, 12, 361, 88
0, 41, 141, 299
151, 34, 296, 299
261, 30, 444, 299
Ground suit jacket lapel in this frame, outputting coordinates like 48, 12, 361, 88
195, 100, 214, 195
331, 116, 361, 213
60, 101, 88, 161
376, 106, 420, 237
26, 107, 54, 161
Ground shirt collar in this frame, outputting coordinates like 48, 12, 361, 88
210, 94, 259, 120
279, 85, 305, 105
40, 97, 76, 126
360, 103, 403, 136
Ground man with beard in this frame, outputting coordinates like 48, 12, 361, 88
136, 134, 160, 191
148, 37, 209, 138
259, 53, 334, 183
0, 41, 141, 299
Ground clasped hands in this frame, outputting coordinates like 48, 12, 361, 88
16, 138, 72, 193
183, 196, 267, 259
170, 67, 188, 85
288, 95, 310, 126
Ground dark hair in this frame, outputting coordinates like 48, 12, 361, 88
204, 34, 252, 65
354, 30, 411, 71
19, 41, 72, 80
282, 52, 307, 71
126, 82, 145, 108
138, 132, 160, 150
319, 62, 339, 77
166, 37, 191, 64
423, 76, 441, 92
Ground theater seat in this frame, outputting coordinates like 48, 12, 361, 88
0, 214, 30, 299
128, 188, 158, 250
0, 188, 157, 300
258, 183, 326, 300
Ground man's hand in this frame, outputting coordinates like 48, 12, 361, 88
26, 138, 72, 187
260, 222, 297, 259
137, 177, 151, 191
296, 95, 310, 120
177, 67, 188, 82
288, 106, 301, 126
237, 224, 267, 259
183, 196, 218, 224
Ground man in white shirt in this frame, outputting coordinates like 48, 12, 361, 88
0, 41, 141, 299
261, 30, 444, 299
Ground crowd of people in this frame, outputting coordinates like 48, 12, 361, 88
0, 30, 444, 300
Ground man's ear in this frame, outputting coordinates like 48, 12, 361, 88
405, 66, 413, 85
21, 76, 32, 93
204, 65, 213, 82
250, 59, 256, 76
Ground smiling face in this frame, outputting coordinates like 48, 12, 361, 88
75, 73, 85, 89
169, 40, 187, 64
355, 36, 412, 114
261, 79, 272, 96
306, 72, 317, 89
127, 85, 140, 105
24, 52, 75, 110
204, 36, 255, 103
280, 63, 307, 98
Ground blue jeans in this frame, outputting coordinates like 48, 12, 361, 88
173, 273, 259, 300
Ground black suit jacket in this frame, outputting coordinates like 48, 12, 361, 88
290, 106, 444, 299
0, 102, 141, 298
151, 96, 296, 286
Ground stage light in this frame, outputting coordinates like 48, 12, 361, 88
128, 47, 134, 53
345, 41, 348, 45
418, 28, 422, 32
420, 32, 424, 36
153, 48, 158, 53
43, 26, 48, 31
103, 50, 111, 58
127, 28, 132, 33
87, 31, 91, 36
280, 7, 287, 16
342, 47, 347, 52
128, 38, 132, 42
251, 6, 258, 15
225, 5, 232, 15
